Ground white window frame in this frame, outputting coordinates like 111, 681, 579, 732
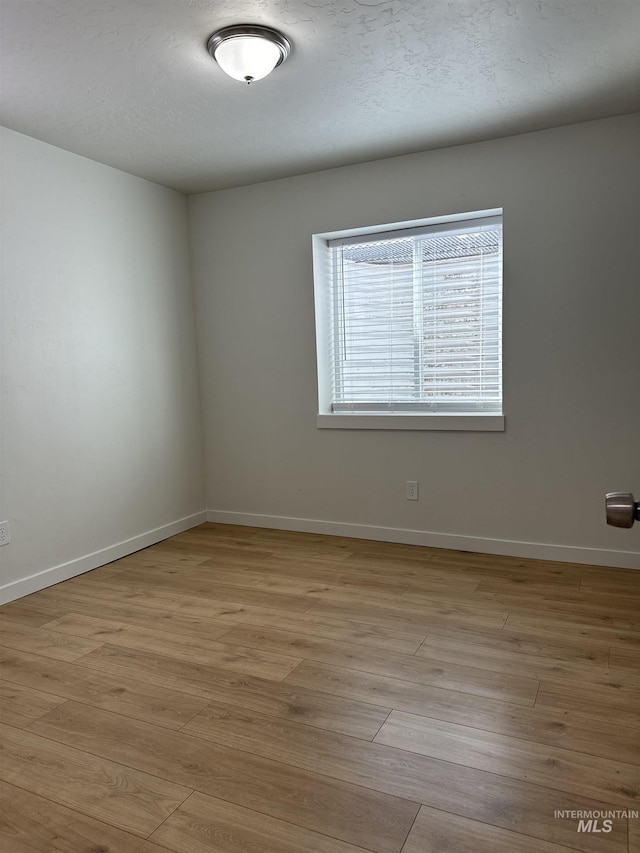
312, 209, 504, 431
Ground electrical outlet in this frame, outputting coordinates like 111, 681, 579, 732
406, 481, 419, 501
0, 521, 10, 546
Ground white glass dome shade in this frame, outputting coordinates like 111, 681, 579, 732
207, 25, 291, 84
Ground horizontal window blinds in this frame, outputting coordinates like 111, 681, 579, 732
328, 217, 502, 413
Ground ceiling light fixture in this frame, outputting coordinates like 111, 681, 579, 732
207, 25, 291, 84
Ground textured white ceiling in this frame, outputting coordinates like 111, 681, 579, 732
1, 1, 638, 193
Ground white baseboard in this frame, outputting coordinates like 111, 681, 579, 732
206, 510, 639, 570
3, 508, 636, 607
0, 511, 208, 605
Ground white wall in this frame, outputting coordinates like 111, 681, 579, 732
189, 115, 640, 568
0, 128, 206, 602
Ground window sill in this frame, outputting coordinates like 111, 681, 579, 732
316, 414, 505, 431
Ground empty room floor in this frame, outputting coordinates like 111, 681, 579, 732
0, 523, 638, 852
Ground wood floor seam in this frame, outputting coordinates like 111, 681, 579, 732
370, 708, 394, 743
0, 779, 187, 853
398, 802, 421, 853
142, 787, 197, 844
533, 678, 541, 707
33, 698, 430, 798
23, 700, 423, 851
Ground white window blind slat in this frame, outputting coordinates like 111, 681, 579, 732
327, 214, 503, 414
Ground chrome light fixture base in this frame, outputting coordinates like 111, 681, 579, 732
207, 25, 292, 84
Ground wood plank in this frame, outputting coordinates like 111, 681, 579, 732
115, 555, 483, 603
164, 522, 255, 536
0, 616, 104, 661
0, 679, 66, 728
0, 646, 210, 730
116, 549, 212, 568
116, 562, 420, 610
217, 624, 538, 705
0, 784, 170, 853
479, 584, 640, 614
42, 577, 319, 623
505, 613, 640, 646
220, 524, 354, 550
66, 571, 316, 613
401, 805, 603, 853
177, 526, 353, 560
398, 587, 519, 615
353, 557, 579, 587
110, 552, 274, 577
374, 710, 639, 808
138, 537, 276, 562
340, 551, 478, 576
76, 643, 391, 738
392, 584, 551, 615
418, 622, 611, 666
400, 583, 640, 625
580, 576, 640, 597
0, 598, 67, 627
415, 635, 640, 690
45, 613, 302, 681
179, 700, 628, 852
24, 582, 151, 610
202, 609, 425, 655
475, 577, 579, 594
87, 564, 137, 582
479, 573, 584, 590
285, 660, 640, 764
215, 531, 449, 582
535, 680, 640, 727
0, 721, 190, 837
190, 545, 351, 568
313, 588, 510, 624
428, 557, 635, 586
29, 701, 418, 853
182, 522, 263, 537
425, 550, 591, 576
35, 585, 424, 654
338, 550, 446, 573
42, 603, 236, 645
207, 550, 472, 593
151, 790, 379, 853
308, 597, 507, 634
471, 588, 640, 620
31, 590, 247, 643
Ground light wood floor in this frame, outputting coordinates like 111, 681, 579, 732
0, 524, 638, 853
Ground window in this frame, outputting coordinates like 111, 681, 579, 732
312, 209, 504, 430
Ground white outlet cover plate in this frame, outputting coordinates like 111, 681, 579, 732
406, 482, 419, 501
